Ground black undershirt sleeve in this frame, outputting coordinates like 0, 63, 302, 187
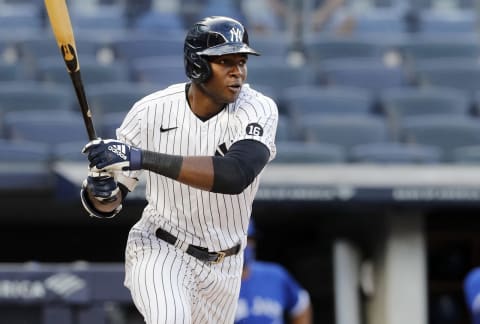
139, 139, 270, 195
211, 139, 270, 194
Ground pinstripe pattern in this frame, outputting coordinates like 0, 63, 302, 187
119, 82, 278, 323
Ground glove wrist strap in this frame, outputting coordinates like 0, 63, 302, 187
130, 147, 142, 170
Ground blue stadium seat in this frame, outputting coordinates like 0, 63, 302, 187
379, 87, 471, 135
71, 12, 127, 32
281, 85, 374, 120
100, 112, 125, 139
133, 11, 186, 33
418, 9, 476, 35
273, 141, 346, 163
0, 139, 52, 190
4, 110, 88, 146
0, 62, 23, 82
246, 61, 315, 95
304, 36, 384, 63
130, 56, 188, 85
198, 0, 246, 24
112, 35, 184, 62
0, 10, 43, 31
36, 57, 130, 86
317, 57, 408, 92
0, 82, 72, 113
347, 9, 408, 35
17, 34, 106, 78
398, 115, 480, 162
18, 36, 102, 61
452, 145, 480, 164
414, 58, 480, 94
246, 35, 290, 57
350, 142, 442, 164
276, 115, 300, 142
52, 141, 86, 162
88, 82, 157, 117
399, 35, 480, 65
299, 115, 391, 150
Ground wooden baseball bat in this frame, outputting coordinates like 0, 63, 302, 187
44, 0, 97, 140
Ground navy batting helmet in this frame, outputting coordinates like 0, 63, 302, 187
184, 16, 260, 83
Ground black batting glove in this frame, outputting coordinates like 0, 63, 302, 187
82, 171, 120, 203
82, 139, 142, 172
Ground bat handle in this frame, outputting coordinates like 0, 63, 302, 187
69, 71, 97, 140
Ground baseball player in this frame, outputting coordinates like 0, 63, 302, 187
80, 16, 278, 324
464, 267, 480, 324
235, 220, 313, 324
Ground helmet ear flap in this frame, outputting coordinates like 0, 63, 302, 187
186, 52, 212, 83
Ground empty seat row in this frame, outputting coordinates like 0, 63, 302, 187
277, 114, 480, 163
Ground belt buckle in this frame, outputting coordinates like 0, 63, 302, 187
211, 251, 226, 264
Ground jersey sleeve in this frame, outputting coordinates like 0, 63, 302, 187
114, 100, 146, 192
232, 89, 278, 161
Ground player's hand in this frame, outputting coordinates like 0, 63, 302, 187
82, 138, 142, 172
82, 171, 120, 203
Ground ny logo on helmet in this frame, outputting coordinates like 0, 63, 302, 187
229, 27, 243, 42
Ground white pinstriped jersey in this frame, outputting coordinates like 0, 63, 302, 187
117, 82, 278, 252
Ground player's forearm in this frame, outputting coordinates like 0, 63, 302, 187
177, 156, 214, 191
141, 150, 214, 191
291, 305, 313, 324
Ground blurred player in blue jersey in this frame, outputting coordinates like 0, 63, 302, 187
464, 267, 480, 324
235, 220, 313, 324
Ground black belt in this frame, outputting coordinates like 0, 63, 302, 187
155, 228, 240, 264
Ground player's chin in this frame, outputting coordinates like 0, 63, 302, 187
226, 85, 241, 100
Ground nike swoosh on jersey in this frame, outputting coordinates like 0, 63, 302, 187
160, 126, 178, 132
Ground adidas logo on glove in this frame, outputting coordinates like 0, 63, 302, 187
108, 144, 127, 160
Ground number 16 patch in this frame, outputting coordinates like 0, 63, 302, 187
246, 123, 264, 136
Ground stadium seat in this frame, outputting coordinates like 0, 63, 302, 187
350, 142, 443, 164
281, 85, 374, 120
36, 57, 130, 86
247, 34, 291, 57
418, 9, 476, 35
52, 141, 87, 162
71, 12, 127, 32
246, 61, 315, 95
17, 35, 106, 78
18, 36, 102, 61
0, 139, 52, 190
398, 115, 480, 162
276, 115, 300, 142
112, 35, 184, 62
399, 35, 480, 65
101, 112, 125, 139
304, 36, 384, 63
452, 145, 480, 164
87, 82, 157, 117
346, 9, 408, 35
0, 62, 23, 82
317, 57, 408, 92
0, 82, 72, 113
273, 141, 346, 163
414, 58, 480, 94
198, 0, 246, 24
133, 11, 186, 33
299, 115, 391, 150
0, 38, 18, 64
4, 110, 88, 146
130, 56, 188, 85
379, 87, 471, 139
0, 9, 43, 31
